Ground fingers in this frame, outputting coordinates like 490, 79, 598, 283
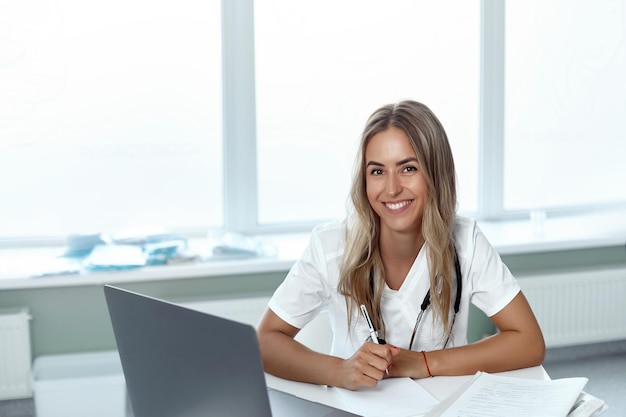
337, 343, 405, 389
383, 345, 402, 377
359, 350, 389, 380
340, 343, 400, 389
367, 342, 401, 365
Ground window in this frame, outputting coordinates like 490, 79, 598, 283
253, 0, 480, 226
1, 0, 624, 246
0, 0, 222, 239
504, 0, 626, 212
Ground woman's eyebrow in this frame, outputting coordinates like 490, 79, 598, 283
396, 157, 419, 166
366, 157, 418, 167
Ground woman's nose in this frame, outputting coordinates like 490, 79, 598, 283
386, 174, 401, 196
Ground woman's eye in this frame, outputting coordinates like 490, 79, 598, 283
403, 166, 418, 173
370, 168, 383, 176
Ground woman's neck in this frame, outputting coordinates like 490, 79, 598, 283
379, 227, 424, 259
379, 228, 425, 290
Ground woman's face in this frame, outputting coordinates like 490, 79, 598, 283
364, 126, 428, 237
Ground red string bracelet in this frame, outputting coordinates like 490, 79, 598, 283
421, 350, 433, 377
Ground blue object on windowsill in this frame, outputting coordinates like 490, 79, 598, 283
62, 233, 110, 258
82, 244, 146, 272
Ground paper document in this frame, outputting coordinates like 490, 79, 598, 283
333, 377, 438, 417
568, 391, 608, 417
425, 371, 588, 417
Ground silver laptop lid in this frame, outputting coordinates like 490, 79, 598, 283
104, 285, 272, 417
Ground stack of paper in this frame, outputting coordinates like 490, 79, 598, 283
425, 371, 606, 417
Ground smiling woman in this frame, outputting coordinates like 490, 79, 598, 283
257, 100, 545, 391
341, 101, 459, 339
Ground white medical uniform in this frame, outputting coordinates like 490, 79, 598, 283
268, 216, 520, 359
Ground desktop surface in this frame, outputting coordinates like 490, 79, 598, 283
265, 365, 550, 412
27, 361, 549, 417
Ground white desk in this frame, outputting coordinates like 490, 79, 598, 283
265, 365, 550, 413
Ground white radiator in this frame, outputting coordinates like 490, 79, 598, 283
520, 267, 626, 348
0, 308, 33, 400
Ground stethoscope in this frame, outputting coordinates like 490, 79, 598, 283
370, 245, 462, 350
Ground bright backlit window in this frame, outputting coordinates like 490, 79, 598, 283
0, 0, 222, 238
504, 0, 626, 211
1, 0, 624, 247
254, 0, 480, 225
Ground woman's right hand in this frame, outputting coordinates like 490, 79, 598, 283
333, 342, 400, 390
258, 308, 399, 390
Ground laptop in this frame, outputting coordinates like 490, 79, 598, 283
103, 285, 359, 417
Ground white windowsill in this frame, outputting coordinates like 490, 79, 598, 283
477, 209, 626, 255
0, 209, 624, 291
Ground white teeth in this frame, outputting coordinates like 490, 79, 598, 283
386, 201, 410, 210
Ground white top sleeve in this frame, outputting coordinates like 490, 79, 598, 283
268, 223, 337, 329
458, 218, 521, 317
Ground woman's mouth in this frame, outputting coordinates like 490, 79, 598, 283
384, 200, 412, 210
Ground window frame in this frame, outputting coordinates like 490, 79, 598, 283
226, 0, 499, 234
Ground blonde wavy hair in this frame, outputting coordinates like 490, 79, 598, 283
338, 100, 457, 338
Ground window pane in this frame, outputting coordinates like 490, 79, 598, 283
0, 0, 222, 239
504, 0, 626, 211
254, 0, 480, 225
